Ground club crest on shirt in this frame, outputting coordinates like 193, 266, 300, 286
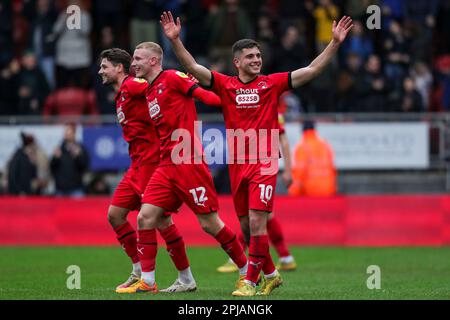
157, 83, 165, 95
258, 81, 268, 89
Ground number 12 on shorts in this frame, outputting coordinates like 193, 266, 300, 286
189, 186, 208, 206
258, 184, 273, 205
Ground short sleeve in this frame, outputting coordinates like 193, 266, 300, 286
127, 77, 149, 97
169, 70, 198, 96
269, 72, 292, 94
210, 71, 228, 95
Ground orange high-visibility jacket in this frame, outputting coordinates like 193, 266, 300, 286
288, 130, 337, 197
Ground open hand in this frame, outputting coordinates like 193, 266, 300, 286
332, 16, 353, 44
160, 11, 181, 41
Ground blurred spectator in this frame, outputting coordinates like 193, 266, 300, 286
411, 62, 433, 110
50, 124, 89, 197
380, 0, 405, 29
51, 0, 92, 88
159, 0, 187, 68
434, 55, 450, 111
272, 25, 306, 73
12, 0, 31, 57
28, 0, 57, 89
184, 0, 209, 57
288, 120, 337, 197
0, 59, 20, 115
0, 0, 14, 68
383, 19, 411, 91
255, 12, 276, 72
313, 0, 339, 52
341, 20, 374, 62
130, 0, 162, 49
345, 0, 374, 21
276, 0, 315, 59
86, 173, 111, 195
354, 55, 388, 112
404, 0, 438, 62
278, 91, 303, 121
336, 52, 363, 112
17, 51, 50, 115
398, 77, 424, 112
93, 0, 124, 42
6, 132, 49, 195
207, 0, 252, 73
95, 26, 119, 58
43, 81, 98, 119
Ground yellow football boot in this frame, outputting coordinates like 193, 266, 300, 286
115, 279, 158, 294
256, 273, 283, 296
232, 281, 256, 297
217, 259, 239, 273
276, 260, 297, 271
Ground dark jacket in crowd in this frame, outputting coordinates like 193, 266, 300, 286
7, 147, 37, 195
50, 141, 89, 192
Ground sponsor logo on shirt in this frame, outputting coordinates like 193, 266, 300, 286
235, 88, 260, 108
148, 98, 161, 119
117, 106, 125, 123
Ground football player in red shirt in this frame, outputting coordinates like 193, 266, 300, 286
116, 42, 248, 295
161, 11, 352, 296
217, 112, 297, 273
98, 48, 196, 293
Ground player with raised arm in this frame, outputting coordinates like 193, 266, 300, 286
217, 112, 297, 273
98, 48, 196, 293
116, 42, 248, 295
161, 11, 352, 296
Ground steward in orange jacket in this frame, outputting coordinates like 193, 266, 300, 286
288, 121, 337, 196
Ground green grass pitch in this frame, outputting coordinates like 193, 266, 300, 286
1, 247, 449, 300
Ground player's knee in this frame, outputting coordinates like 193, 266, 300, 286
107, 206, 127, 228
137, 209, 158, 229
249, 212, 268, 235
157, 215, 173, 230
197, 213, 222, 236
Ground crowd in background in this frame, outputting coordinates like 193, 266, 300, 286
0, 0, 449, 118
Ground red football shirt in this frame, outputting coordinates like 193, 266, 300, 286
209, 71, 292, 161
145, 70, 204, 166
115, 76, 160, 167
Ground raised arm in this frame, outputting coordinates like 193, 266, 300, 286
161, 11, 212, 87
291, 16, 353, 88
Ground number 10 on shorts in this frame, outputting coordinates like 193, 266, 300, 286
258, 184, 273, 205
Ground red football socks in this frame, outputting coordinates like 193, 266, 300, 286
246, 235, 270, 284
159, 224, 190, 271
114, 222, 139, 264
267, 217, 290, 258
215, 225, 247, 269
238, 232, 248, 251
137, 229, 157, 272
